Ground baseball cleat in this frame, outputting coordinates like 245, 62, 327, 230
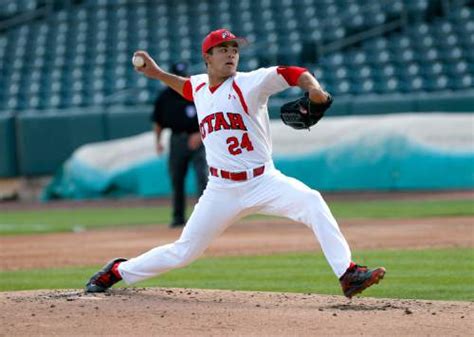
85, 258, 127, 293
339, 264, 386, 299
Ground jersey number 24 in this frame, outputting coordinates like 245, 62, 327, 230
226, 132, 254, 155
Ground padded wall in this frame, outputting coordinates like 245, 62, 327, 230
0, 113, 18, 176
16, 110, 106, 175
105, 105, 152, 140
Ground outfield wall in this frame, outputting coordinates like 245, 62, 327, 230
43, 113, 474, 200
2, 91, 473, 177
0, 113, 17, 176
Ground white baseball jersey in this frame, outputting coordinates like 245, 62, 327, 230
189, 67, 290, 171
118, 66, 352, 287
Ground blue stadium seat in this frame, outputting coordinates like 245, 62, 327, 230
451, 74, 473, 90
403, 76, 427, 92
332, 80, 352, 96
352, 65, 373, 80
1, 0, 473, 111
377, 77, 402, 94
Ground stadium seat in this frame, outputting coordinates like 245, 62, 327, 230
0, 0, 473, 111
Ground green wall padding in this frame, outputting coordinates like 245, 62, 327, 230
105, 105, 152, 140
16, 111, 106, 175
0, 113, 18, 176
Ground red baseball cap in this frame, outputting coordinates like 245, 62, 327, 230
202, 28, 248, 54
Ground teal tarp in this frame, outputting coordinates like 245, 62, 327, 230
43, 134, 474, 200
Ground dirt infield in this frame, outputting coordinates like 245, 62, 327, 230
1, 191, 473, 336
1, 288, 473, 337
1, 217, 473, 271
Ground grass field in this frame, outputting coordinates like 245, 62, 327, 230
1, 198, 473, 301
1, 248, 473, 301
0, 199, 473, 235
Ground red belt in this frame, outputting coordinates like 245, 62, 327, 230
209, 165, 265, 181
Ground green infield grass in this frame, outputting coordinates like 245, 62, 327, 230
0, 199, 472, 235
0, 207, 171, 235
1, 248, 473, 301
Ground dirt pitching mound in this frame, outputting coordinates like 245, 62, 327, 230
1, 288, 472, 337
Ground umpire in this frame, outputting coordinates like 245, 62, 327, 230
151, 62, 208, 228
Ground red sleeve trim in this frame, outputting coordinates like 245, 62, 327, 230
276, 66, 308, 86
182, 79, 194, 101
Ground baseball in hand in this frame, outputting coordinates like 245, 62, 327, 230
132, 55, 145, 67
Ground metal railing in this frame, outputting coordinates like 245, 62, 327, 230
0, 1, 52, 32
317, 13, 408, 57
102, 88, 143, 105
316, 0, 409, 58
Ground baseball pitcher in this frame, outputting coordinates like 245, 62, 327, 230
86, 29, 385, 298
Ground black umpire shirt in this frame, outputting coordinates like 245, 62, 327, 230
151, 87, 199, 134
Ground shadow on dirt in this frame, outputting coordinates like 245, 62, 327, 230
326, 302, 403, 311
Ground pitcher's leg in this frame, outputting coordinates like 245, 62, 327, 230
257, 172, 351, 277
118, 184, 243, 284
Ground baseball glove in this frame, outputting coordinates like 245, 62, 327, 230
280, 93, 333, 130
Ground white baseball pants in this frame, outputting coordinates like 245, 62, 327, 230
118, 163, 352, 284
